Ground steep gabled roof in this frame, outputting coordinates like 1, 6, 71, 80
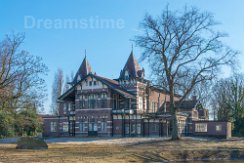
119, 51, 144, 79
58, 85, 75, 101
59, 73, 136, 101
175, 100, 198, 111
94, 75, 135, 98
161, 99, 198, 112
73, 55, 92, 84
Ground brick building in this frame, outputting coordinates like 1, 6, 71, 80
42, 51, 230, 138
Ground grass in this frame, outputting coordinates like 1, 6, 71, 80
0, 138, 244, 162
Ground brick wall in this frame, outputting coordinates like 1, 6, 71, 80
42, 116, 69, 137
192, 121, 231, 138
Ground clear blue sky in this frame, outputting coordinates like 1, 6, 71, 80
1, 0, 244, 113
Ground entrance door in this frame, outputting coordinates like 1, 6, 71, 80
159, 120, 170, 137
159, 122, 163, 137
69, 120, 75, 136
88, 119, 98, 136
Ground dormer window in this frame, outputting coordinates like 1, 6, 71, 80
125, 70, 129, 79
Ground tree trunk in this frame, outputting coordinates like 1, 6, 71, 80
170, 85, 179, 140
171, 108, 179, 140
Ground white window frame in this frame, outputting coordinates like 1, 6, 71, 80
80, 122, 84, 132
137, 124, 141, 134
216, 124, 222, 132
62, 122, 68, 132
50, 122, 57, 132
138, 96, 143, 110
195, 123, 207, 132
100, 121, 107, 132
144, 97, 147, 111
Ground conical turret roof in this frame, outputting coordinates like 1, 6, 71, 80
73, 55, 92, 83
119, 51, 144, 79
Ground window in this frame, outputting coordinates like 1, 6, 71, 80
101, 119, 107, 132
80, 95, 85, 109
50, 122, 57, 132
63, 122, 68, 132
152, 123, 158, 132
125, 124, 129, 134
153, 102, 158, 112
150, 102, 157, 112
125, 70, 129, 79
195, 123, 207, 132
101, 93, 107, 99
89, 81, 92, 86
68, 103, 72, 111
63, 103, 67, 114
144, 97, 147, 111
80, 122, 85, 132
138, 96, 143, 110
69, 103, 75, 111
88, 119, 97, 131
113, 94, 117, 109
80, 123, 84, 132
137, 124, 141, 134
216, 124, 222, 132
101, 99, 107, 108
88, 94, 96, 108
101, 93, 107, 108
131, 124, 136, 135
94, 81, 96, 86
150, 102, 153, 112
125, 99, 130, 109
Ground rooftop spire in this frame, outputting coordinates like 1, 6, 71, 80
72, 52, 92, 83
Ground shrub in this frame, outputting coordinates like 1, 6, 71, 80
14, 108, 43, 136
0, 110, 15, 138
16, 137, 48, 150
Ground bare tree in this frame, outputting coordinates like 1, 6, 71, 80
190, 80, 213, 108
51, 68, 63, 115
70, 71, 74, 82
63, 75, 70, 93
211, 74, 244, 120
135, 6, 238, 140
0, 34, 48, 112
0, 34, 24, 90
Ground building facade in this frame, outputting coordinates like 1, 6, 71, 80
42, 51, 230, 138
